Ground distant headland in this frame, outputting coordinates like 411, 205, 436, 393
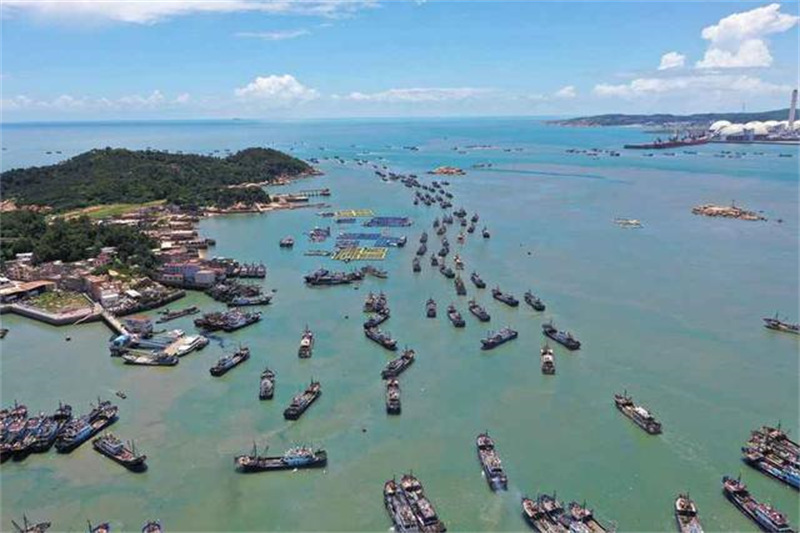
550, 108, 791, 127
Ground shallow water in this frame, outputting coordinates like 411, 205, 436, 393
1, 119, 798, 531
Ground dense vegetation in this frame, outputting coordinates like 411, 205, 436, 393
553, 108, 791, 127
0, 210, 157, 267
0, 147, 312, 211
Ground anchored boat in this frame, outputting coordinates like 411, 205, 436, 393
492, 287, 519, 307
542, 321, 581, 350
92, 434, 147, 471
447, 305, 466, 328
454, 276, 467, 296
365, 327, 398, 351
468, 299, 491, 322
381, 349, 416, 379
541, 344, 556, 375
298, 326, 314, 358
426, 298, 437, 318
675, 493, 704, 533
470, 272, 486, 289
259, 368, 275, 400
722, 475, 794, 533
481, 327, 518, 350
524, 291, 546, 312
209, 346, 250, 377
386, 379, 401, 415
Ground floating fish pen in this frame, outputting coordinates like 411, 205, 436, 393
304, 250, 332, 257
364, 217, 412, 228
332, 247, 388, 262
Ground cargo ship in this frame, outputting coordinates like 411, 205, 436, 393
298, 326, 314, 358
92, 434, 147, 471
614, 392, 662, 435
542, 321, 581, 350
540, 344, 555, 375
722, 475, 794, 532
481, 327, 518, 350
492, 287, 519, 307
381, 349, 416, 379
624, 134, 709, 150
209, 346, 250, 377
259, 368, 275, 400
365, 327, 398, 351
468, 300, 491, 322
476, 432, 508, 491
283, 380, 321, 420
675, 493, 704, 533
235, 443, 327, 472
386, 379, 401, 415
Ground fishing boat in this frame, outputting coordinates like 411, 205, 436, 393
430, 255, 439, 267
470, 272, 486, 289
541, 344, 556, 375
227, 294, 272, 307
476, 432, 508, 491
492, 287, 519, 307
386, 379, 401, 415
283, 380, 322, 420
412, 257, 421, 272
365, 327, 398, 351
565, 501, 612, 533
279, 236, 295, 248
482, 227, 490, 239
675, 493, 704, 533
209, 346, 250, 377
235, 443, 327, 472
92, 434, 147, 471
454, 276, 467, 296
56, 410, 118, 453
364, 310, 390, 329
122, 351, 179, 366
399, 473, 447, 532
53, 402, 72, 422
439, 264, 455, 279
417, 244, 428, 256
426, 298, 437, 318
10, 515, 51, 533
256, 368, 275, 400
481, 327, 518, 350
156, 306, 199, 323
87, 521, 110, 533
447, 305, 466, 328
381, 349, 416, 379
468, 299, 490, 322
298, 326, 314, 358
141, 521, 162, 533
741, 447, 800, 489
614, 391, 662, 435
722, 475, 794, 532
542, 321, 581, 350
763, 314, 799, 335
384, 479, 422, 533
454, 255, 464, 269
29, 416, 62, 453
521, 494, 567, 532
524, 291, 546, 312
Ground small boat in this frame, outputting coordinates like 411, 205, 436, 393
476, 432, 508, 491
365, 327, 398, 351
259, 368, 275, 400
385, 379, 401, 415
447, 305, 466, 328
227, 294, 272, 307
454, 276, 467, 296
87, 521, 110, 533
439, 264, 455, 279
426, 298, 437, 318
209, 346, 250, 377
482, 227, 490, 239
470, 272, 486, 289
566, 501, 612, 533
174, 335, 209, 357
540, 344, 555, 374
492, 287, 518, 307
283, 380, 322, 420
430, 255, 439, 267
675, 493, 704, 533
481, 327, 518, 350
412, 257, 421, 273
11, 515, 51, 533
614, 391, 662, 435
416, 244, 427, 256
542, 321, 581, 350
235, 443, 327, 472
156, 306, 199, 323
279, 237, 295, 248
141, 521, 162, 533
722, 475, 793, 533
524, 291, 545, 312
763, 314, 799, 335
298, 326, 314, 358
420, 232, 428, 243
92, 434, 147, 471
115, 391, 127, 399
468, 299, 490, 322
381, 349, 415, 379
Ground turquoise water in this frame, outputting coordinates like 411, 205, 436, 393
1, 119, 798, 532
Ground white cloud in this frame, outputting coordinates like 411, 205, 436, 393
593, 74, 790, 98
1, 90, 187, 111
695, 3, 798, 68
236, 29, 310, 41
658, 52, 686, 70
234, 74, 319, 105
1, 0, 376, 25
553, 85, 577, 99
346, 87, 490, 103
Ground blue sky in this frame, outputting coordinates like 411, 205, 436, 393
1, 0, 798, 121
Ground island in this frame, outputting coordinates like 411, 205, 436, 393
692, 203, 766, 221
549, 108, 790, 128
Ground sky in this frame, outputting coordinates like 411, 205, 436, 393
1, 0, 798, 121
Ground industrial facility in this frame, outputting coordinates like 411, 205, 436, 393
709, 89, 799, 144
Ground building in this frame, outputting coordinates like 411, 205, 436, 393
0, 280, 56, 303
